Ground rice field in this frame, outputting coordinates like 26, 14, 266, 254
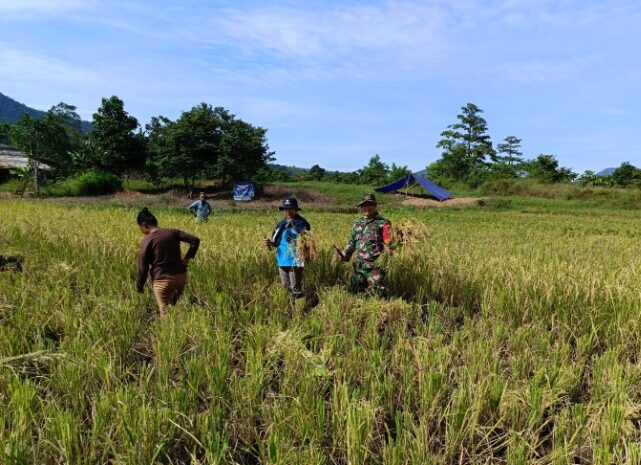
1, 198, 641, 464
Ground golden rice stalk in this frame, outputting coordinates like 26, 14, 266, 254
268, 330, 331, 379
1, 350, 67, 368
393, 218, 431, 249
297, 230, 317, 263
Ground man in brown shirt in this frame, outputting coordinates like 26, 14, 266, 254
136, 208, 200, 315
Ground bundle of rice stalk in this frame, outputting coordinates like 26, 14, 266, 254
268, 330, 331, 379
297, 230, 317, 263
393, 218, 431, 250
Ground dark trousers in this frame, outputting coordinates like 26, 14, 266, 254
278, 266, 304, 299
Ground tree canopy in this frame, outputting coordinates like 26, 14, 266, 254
146, 103, 273, 189
10, 103, 83, 176
430, 103, 497, 183
359, 155, 389, 185
428, 103, 580, 188
87, 96, 145, 176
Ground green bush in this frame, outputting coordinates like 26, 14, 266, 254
481, 178, 641, 208
0, 178, 28, 194
43, 170, 122, 197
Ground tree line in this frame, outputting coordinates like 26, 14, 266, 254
0, 96, 273, 193
269, 102, 638, 189
428, 103, 576, 186
427, 102, 630, 188
2, 98, 638, 193
259, 155, 412, 186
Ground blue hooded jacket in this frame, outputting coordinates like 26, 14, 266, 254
270, 214, 311, 267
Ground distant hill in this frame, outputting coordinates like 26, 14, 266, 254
0, 92, 45, 124
269, 163, 309, 175
597, 167, 616, 177
0, 92, 91, 132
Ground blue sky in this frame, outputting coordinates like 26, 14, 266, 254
1, 0, 639, 172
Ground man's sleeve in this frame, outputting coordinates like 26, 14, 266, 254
136, 241, 150, 291
271, 220, 284, 244
382, 221, 392, 245
295, 218, 310, 234
187, 201, 196, 211
178, 230, 200, 259
343, 225, 356, 260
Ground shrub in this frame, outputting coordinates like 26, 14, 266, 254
480, 178, 641, 208
0, 178, 28, 194
43, 170, 122, 197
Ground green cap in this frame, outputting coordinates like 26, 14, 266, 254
357, 193, 378, 207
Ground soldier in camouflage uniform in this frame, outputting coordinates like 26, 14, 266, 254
340, 193, 392, 297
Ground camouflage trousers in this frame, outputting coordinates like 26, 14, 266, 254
350, 260, 387, 298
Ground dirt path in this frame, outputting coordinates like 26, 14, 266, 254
397, 194, 483, 208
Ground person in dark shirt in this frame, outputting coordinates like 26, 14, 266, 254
136, 207, 200, 315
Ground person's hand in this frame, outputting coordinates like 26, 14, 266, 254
262, 238, 274, 247
334, 245, 348, 262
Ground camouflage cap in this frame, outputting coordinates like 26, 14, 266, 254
357, 193, 378, 207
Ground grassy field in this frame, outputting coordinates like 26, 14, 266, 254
1, 198, 641, 464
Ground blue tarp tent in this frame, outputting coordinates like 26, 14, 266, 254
233, 182, 255, 201
375, 173, 452, 202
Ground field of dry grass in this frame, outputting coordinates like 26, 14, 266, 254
1, 199, 641, 464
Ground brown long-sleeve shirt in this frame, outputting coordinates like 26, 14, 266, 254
136, 228, 200, 291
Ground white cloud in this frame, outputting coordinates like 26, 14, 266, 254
172, 0, 641, 87
0, 43, 107, 88
180, 2, 451, 80
0, 42, 111, 117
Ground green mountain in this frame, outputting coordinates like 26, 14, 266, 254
0, 92, 91, 131
0, 92, 45, 124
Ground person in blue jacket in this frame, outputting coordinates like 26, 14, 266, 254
187, 192, 213, 222
262, 197, 311, 300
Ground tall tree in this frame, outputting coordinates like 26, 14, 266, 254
147, 104, 224, 189
435, 103, 496, 180
308, 164, 326, 181
147, 103, 273, 189
41, 103, 84, 175
88, 96, 145, 176
496, 136, 523, 165
359, 155, 389, 185
388, 163, 411, 182
0, 123, 10, 145
611, 162, 641, 187
215, 117, 274, 184
10, 103, 84, 192
10, 114, 46, 194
